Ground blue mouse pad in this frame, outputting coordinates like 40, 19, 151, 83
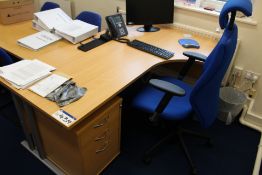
178, 39, 200, 48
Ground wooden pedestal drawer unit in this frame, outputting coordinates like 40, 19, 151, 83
35, 97, 122, 175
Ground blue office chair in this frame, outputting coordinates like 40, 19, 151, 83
0, 48, 13, 66
131, 0, 252, 174
76, 11, 102, 32
0, 48, 13, 108
40, 2, 60, 11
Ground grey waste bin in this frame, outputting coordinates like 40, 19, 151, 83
218, 87, 247, 125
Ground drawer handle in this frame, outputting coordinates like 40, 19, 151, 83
95, 130, 109, 141
96, 141, 109, 153
93, 115, 109, 128
95, 135, 106, 141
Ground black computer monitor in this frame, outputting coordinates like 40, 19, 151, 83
126, 0, 174, 32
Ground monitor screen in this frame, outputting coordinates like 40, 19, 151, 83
126, 0, 174, 32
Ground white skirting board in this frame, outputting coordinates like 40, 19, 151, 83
240, 105, 262, 175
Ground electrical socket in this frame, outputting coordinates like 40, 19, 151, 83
116, 6, 126, 14
229, 67, 260, 95
230, 66, 243, 88
245, 71, 253, 80
249, 88, 257, 98
243, 70, 260, 83
232, 66, 243, 77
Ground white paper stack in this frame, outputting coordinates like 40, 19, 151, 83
32, 20, 45, 31
54, 20, 98, 44
17, 31, 61, 51
33, 8, 73, 32
29, 74, 71, 97
32, 8, 98, 44
0, 59, 56, 89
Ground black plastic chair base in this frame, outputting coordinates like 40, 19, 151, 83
142, 127, 212, 175
206, 139, 214, 148
0, 90, 12, 110
191, 168, 198, 175
143, 154, 152, 165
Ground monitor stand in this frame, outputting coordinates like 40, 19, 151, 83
137, 25, 160, 32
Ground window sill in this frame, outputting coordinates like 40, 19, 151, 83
174, 4, 258, 26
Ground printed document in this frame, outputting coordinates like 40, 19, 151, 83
54, 20, 98, 44
30, 74, 71, 97
32, 8, 98, 44
17, 31, 61, 51
0, 59, 56, 89
34, 8, 73, 31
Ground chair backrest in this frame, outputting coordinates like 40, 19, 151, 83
190, 0, 253, 128
40, 2, 60, 11
76, 11, 102, 32
0, 48, 13, 66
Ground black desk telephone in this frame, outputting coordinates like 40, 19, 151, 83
105, 14, 128, 39
78, 14, 128, 52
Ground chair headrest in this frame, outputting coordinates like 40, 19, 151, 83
219, 0, 252, 29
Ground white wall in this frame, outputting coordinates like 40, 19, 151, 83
72, 0, 125, 27
34, 0, 262, 117
34, 0, 72, 16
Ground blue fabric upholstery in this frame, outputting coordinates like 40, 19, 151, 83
132, 25, 238, 128
219, 0, 252, 29
131, 0, 252, 129
76, 11, 102, 32
191, 24, 238, 128
0, 48, 13, 66
40, 2, 60, 11
132, 77, 193, 120
0, 48, 13, 106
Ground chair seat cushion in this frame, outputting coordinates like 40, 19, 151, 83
132, 77, 193, 120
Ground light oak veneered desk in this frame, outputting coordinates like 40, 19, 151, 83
0, 21, 217, 175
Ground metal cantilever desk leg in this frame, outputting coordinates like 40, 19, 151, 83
12, 95, 35, 150
23, 102, 46, 159
12, 94, 46, 159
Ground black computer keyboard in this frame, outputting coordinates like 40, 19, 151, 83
127, 39, 174, 60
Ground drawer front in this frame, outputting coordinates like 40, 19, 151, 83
83, 118, 120, 175
74, 97, 122, 175
77, 103, 119, 147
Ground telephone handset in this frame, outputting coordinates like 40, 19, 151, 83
105, 14, 128, 39
78, 14, 128, 52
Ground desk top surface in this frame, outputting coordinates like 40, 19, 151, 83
0, 21, 217, 129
